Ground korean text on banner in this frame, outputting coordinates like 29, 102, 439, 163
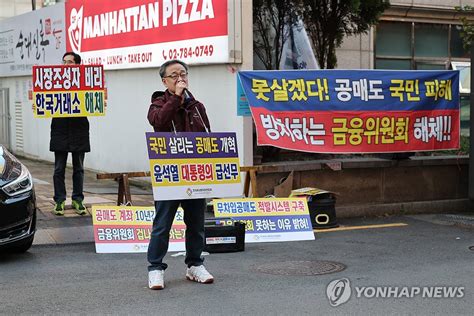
146, 132, 242, 201
65, 0, 230, 69
0, 3, 66, 77
92, 205, 185, 253
238, 70, 460, 153
32, 64, 106, 118
213, 198, 315, 243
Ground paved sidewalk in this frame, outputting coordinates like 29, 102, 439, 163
20, 157, 154, 246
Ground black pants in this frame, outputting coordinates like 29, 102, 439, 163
53, 151, 85, 203
147, 199, 206, 271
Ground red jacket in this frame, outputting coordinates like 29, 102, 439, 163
148, 90, 211, 133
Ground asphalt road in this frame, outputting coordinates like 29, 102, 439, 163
1, 214, 473, 315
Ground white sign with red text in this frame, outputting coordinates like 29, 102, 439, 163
0, 3, 66, 77
65, 0, 231, 69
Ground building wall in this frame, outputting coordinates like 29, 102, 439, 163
2, 1, 469, 171
1, 64, 253, 172
335, 0, 474, 70
336, 31, 374, 70
0, 0, 44, 21
0, 1, 254, 173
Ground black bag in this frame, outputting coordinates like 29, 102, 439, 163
204, 218, 245, 253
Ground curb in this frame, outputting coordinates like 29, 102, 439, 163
336, 199, 473, 218
33, 225, 94, 246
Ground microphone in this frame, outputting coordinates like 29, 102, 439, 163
183, 89, 190, 99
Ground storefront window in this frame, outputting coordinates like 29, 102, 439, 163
376, 23, 411, 57
376, 21, 471, 143
415, 62, 445, 70
375, 59, 410, 70
414, 23, 448, 58
375, 22, 469, 70
460, 96, 470, 137
450, 27, 470, 58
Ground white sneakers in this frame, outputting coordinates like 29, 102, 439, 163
149, 265, 214, 290
148, 270, 165, 290
186, 265, 214, 284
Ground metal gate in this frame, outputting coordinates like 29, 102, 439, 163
0, 88, 10, 149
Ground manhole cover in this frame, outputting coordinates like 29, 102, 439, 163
252, 260, 346, 276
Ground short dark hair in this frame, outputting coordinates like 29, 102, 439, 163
159, 59, 188, 78
63, 52, 81, 64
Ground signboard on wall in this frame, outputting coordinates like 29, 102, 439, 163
65, 0, 232, 69
0, 3, 66, 77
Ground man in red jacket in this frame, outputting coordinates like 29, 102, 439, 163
147, 59, 213, 290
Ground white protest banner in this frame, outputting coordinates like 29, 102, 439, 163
92, 205, 185, 254
213, 198, 315, 243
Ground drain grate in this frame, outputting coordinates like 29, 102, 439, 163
441, 214, 474, 227
252, 260, 346, 276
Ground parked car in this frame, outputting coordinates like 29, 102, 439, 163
0, 145, 36, 252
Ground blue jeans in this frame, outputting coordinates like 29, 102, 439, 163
147, 199, 206, 271
53, 151, 85, 203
